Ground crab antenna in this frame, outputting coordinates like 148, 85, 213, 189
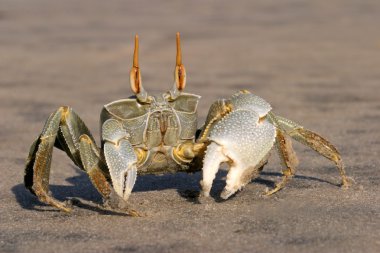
174, 32, 186, 92
130, 34, 148, 102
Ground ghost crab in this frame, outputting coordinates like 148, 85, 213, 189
24, 33, 350, 214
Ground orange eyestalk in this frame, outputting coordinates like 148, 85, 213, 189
174, 32, 186, 91
129, 35, 148, 102
176, 32, 182, 66
130, 35, 141, 93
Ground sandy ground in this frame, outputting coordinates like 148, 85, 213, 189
0, 0, 379, 252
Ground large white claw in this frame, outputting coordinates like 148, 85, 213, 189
201, 110, 276, 199
102, 119, 138, 201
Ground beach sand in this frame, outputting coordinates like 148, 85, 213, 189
0, 1, 379, 252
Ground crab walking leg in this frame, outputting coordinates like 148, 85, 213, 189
56, 107, 112, 198
25, 110, 72, 212
200, 142, 228, 197
265, 129, 299, 195
78, 135, 112, 198
25, 107, 112, 212
273, 113, 350, 187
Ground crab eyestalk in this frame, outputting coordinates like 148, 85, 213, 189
169, 32, 187, 99
130, 34, 149, 103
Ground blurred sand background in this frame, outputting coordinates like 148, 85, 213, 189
0, 0, 379, 252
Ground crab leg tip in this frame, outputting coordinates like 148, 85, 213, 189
341, 176, 353, 188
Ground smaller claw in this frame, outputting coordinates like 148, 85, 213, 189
104, 137, 138, 201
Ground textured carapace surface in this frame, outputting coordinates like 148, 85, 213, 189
100, 93, 200, 174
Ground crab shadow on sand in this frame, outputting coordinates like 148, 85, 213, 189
12, 165, 335, 214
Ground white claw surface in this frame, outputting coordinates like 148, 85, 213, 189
104, 139, 137, 201
203, 109, 276, 199
209, 110, 275, 168
230, 92, 272, 117
201, 142, 228, 197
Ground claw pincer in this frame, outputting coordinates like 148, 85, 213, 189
200, 93, 276, 199
102, 119, 137, 201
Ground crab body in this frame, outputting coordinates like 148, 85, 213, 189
24, 33, 350, 214
100, 93, 200, 175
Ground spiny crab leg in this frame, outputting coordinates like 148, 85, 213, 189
24, 107, 113, 212
270, 113, 351, 188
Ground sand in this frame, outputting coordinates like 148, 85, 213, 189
0, 0, 379, 252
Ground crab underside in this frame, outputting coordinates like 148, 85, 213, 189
24, 33, 350, 215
